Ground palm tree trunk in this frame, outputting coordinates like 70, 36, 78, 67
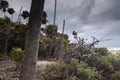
12, 14, 13, 21
4, 11, 6, 18
19, 0, 45, 80
4, 35, 9, 54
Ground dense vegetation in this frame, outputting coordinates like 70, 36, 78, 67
42, 48, 120, 80
0, 0, 120, 80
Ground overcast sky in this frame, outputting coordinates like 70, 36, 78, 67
6, 0, 120, 49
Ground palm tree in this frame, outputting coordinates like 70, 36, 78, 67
7, 8, 15, 21
46, 24, 58, 58
21, 10, 29, 20
21, 10, 29, 23
0, 0, 9, 17
72, 31, 77, 35
72, 31, 77, 39
46, 24, 58, 38
42, 11, 48, 24
19, 0, 45, 80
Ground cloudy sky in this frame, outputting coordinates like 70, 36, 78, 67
6, 0, 120, 49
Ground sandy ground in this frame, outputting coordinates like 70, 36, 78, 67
109, 50, 120, 55
37, 60, 56, 68
36, 60, 56, 73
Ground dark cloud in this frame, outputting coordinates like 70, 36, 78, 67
89, 0, 120, 22
78, 0, 95, 22
6, 0, 120, 48
101, 4, 120, 20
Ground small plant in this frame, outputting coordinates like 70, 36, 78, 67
10, 48, 24, 71
69, 76, 77, 80
10, 48, 24, 62
0, 52, 3, 60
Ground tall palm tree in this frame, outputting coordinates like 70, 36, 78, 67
8, 8, 15, 21
73, 31, 77, 39
19, 0, 45, 80
42, 11, 48, 24
0, 0, 9, 17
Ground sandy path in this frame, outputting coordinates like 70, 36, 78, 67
37, 60, 56, 71
37, 60, 56, 66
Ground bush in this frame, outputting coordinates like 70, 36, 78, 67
69, 76, 77, 80
94, 48, 109, 56
72, 59, 101, 80
43, 59, 101, 80
116, 54, 120, 61
0, 52, 3, 57
45, 62, 68, 80
111, 71, 120, 80
97, 57, 114, 71
10, 48, 24, 62
0, 52, 3, 60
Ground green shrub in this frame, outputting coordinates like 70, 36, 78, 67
97, 57, 114, 71
0, 52, 3, 60
44, 59, 101, 80
0, 52, 3, 57
94, 48, 109, 56
69, 76, 77, 80
45, 62, 68, 80
106, 54, 118, 63
116, 54, 120, 61
111, 71, 120, 80
10, 48, 24, 62
73, 59, 101, 80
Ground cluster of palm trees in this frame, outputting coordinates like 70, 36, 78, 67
21, 10, 47, 24
0, 0, 15, 20
0, 0, 48, 24
0, 0, 30, 22
0, 0, 29, 22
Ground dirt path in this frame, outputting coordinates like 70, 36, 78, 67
37, 60, 56, 66
37, 60, 56, 72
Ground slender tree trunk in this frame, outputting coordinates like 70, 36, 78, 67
4, 11, 6, 18
12, 14, 13, 21
59, 20, 65, 60
53, 0, 57, 25
4, 35, 9, 54
19, 0, 45, 80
